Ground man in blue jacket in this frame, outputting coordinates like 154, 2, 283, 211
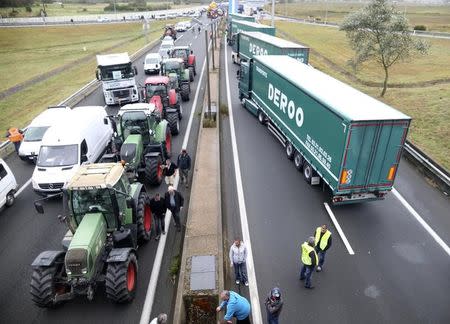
216, 290, 251, 323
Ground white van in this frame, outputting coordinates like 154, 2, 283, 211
32, 106, 113, 195
144, 53, 162, 74
0, 159, 18, 210
18, 106, 72, 162
159, 40, 174, 59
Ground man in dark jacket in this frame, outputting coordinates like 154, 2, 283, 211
177, 148, 191, 188
149, 193, 166, 240
265, 287, 283, 324
162, 158, 177, 186
164, 186, 184, 232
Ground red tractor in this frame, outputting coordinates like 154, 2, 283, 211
144, 75, 182, 135
163, 24, 177, 40
169, 45, 197, 82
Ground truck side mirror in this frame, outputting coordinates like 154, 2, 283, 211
96, 69, 101, 81
103, 117, 109, 125
34, 202, 44, 214
81, 155, 88, 163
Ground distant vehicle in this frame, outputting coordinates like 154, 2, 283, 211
32, 106, 113, 195
144, 53, 162, 74
163, 24, 177, 40
167, 13, 177, 19
175, 22, 188, 32
156, 14, 166, 20
0, 159, 18, 210
97, 16, 110, 23
95, 52, 139, 105
18, 106, 72, 162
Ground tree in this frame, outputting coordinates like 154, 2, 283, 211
340, 0, 429, 97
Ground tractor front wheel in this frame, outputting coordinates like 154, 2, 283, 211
136, 191, 152, 243
30, 257, 66, 308
105, 253, 138, 303
144, 155, 163, 185
188, 67, 194, 82
167, 112, 180, 135
180, 83, 190, 102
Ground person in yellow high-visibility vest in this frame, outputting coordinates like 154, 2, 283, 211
314, 224, 332, 272
299, 237, 318, 289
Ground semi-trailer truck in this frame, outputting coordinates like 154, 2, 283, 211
227, 13, 257, 45
238, 55, 411, 204
228, 20, 275, 46
231, 31, 310, 65
96, 53, 139, 106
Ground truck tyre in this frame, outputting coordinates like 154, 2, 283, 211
5, 191, 15, 207
105, 253, 138, 303
178, 104, 183, 120
294, 151, 303, 171
303, 162, 313, 184
144, 155, 163, 185
136, 191, 152, 243
188, 67, 194, 82
30, 256, 66, 308
180, 83, 190, 101
286, 142, 294, 160
257, 110, 267, 124
166, 113, 180, 135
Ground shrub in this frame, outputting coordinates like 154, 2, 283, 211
414, 25, 427, 31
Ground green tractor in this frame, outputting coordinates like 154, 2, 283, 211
30, 163, 153, 307
105, 102, 172, 185
161, 57, 191, 102
169, 45, 196, 82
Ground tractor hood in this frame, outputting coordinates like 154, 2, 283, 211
120, 134, 143, 166
65, 212, 106, 279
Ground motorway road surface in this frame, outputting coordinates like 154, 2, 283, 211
219, 41, 450, 323
0, 18, 210, 323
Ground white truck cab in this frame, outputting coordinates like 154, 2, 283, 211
96, 53, 139, 106
0, 159, 18, 210
32, 106, 113, 195
18, 106, 72, 162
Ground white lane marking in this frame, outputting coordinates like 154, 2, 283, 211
324, 202, 355, 255
224, 39, 263, 323
15, 178, 32, 197
139, 53, 208, 324
393, 188, 450, 256
175, 34, 184, 42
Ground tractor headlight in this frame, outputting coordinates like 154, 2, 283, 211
82, 268, 88, 274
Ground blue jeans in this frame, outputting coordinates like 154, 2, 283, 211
234, 262, 248, 283
267, 310, 279, 324
300, 265, 314, 288
317, 250, 326, 267
154, 214, 165, 235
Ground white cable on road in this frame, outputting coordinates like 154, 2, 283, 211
393, 188, 450, 256
323, 202, 355, 255
224, 38, 263, 323
139, 56, 208, 324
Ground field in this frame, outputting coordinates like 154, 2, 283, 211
273, 20, 450, 170
271, 2, 450, 32
0, 19, 178, 136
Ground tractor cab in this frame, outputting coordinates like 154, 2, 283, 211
161, 58, 191, 102
169, 46, 197, 83
161, 58, 184, 78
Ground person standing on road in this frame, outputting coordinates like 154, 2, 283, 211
149, 313, 167, 324
149, 193, 166, 241
162, 158, 177, 186
5, 127, 24, 154
300, 236, 318, 289
265, 287, 283, 324
229, 238, 248, 286
177, 148, 191, 188
314, 224, 332, 272
216, 290, 251, 324
164, 186, 184, 232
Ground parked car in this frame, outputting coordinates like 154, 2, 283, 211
0, 159, 18, 210
144, 53, 162, 74
97, 16, 111, 23
18, 106, 72, 163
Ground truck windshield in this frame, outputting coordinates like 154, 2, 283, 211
164, 61, 180, 71
24, 126, 50, 142
99, 63, 134, 81
70, 188, 116, 229
37, 144, 78, 167
146, 84, 167, 98
172, 49, 187, 59
146, 57, 159, 64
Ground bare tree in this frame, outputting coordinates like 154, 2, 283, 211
340, 0, 429, 97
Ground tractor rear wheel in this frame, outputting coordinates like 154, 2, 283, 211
105, 253, 138, 303
180, 83, 190, 102
144, 155, 163, 185
188, 67, 194, 82
136, 191, 152, 243
167, 112, 180, 135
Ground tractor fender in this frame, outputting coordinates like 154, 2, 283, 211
154, 119, 169, 143
31, 250, 65, 267
168, 89, 177, 106
188, 54, 195, 66
106, 248, 136, 263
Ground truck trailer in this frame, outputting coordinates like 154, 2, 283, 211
226, 13, 256, 45
96, 53, 139, 106
231, 31, 310, 65
238, 55, 411, 204
228, 20, 275, 46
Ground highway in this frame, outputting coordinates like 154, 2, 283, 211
220, 41, 450, 323
0, 18, 209, 323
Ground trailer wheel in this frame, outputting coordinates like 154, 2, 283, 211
257, 110, 267, 124
5, 191, 15, 207
166, 113, 180, 135
303, 162, 313, 184
144, 155, 163, 185
136, 191, 152, 243
294, 151, 303, 171
105, 253, 138, 303
188, 67, 194, 82
285, 142, 294, 160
